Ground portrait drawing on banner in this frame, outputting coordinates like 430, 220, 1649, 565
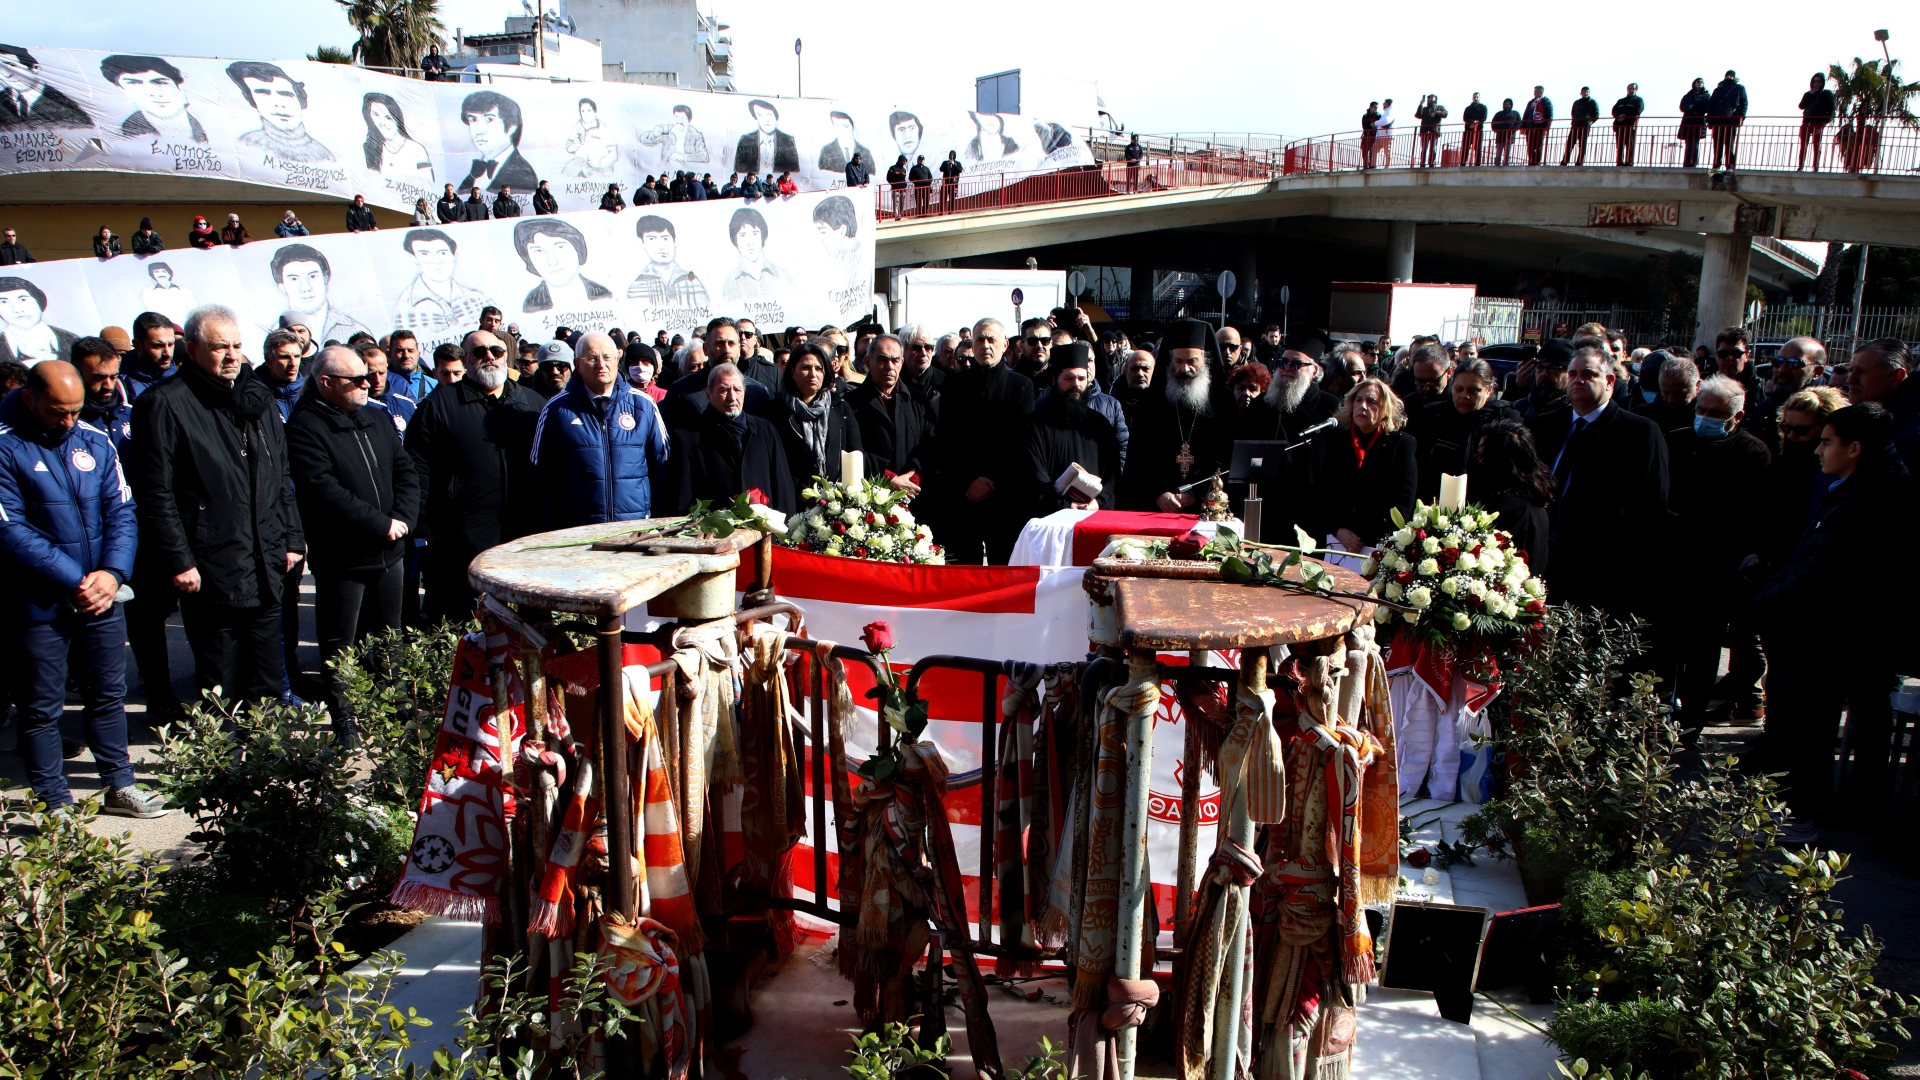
0, 276, 82, 366
458, 91, 539, 195
720, 206, 795, 321
816, 111, 873, 173
626, 213, 711, 326
732, 98, 798, 177
226, 60, 336, 163
887, 110, 924, 162
101, 55, 207, 143
394, 228, 491, 350
811, 196, 867, 318
636, 103, 710, 172
269, 243, 370, 344
362, 92, 435, 191
0, 45, 93, 131
561, 97, 618, 178
964, 111, 1020, 165
512, 218, 612, 316
140, 261, 197, 327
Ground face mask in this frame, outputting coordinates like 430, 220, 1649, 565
1642, 390, 1657, 403
1693, 414, 1730, 439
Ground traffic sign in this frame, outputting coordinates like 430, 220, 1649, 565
1278, 285, 1291, 304
1067, 270, 1086, 296
1010, 287, 1024, 306
1216, 270, 1237, 298
794, 38, 802, 54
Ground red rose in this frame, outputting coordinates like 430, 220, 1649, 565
818, 497, 829, 507
1414, 529, 1428, 541
1167, 530, 1208, 560
1496, 534, 1510, 549
1441, 547, 1460, 564
1395, 571, 1413, 585
853, 546, 868, 558
833, 521, 848, 534
1407, 848, 1433, 868
860, 621, 895, 654
744, 487, 769, 506
1514, 549, 1530, 563
1492, 581, 1508, 594
1471, 544, 1484, 555
1525, 599, 1546, 615
868, 511, 884, 526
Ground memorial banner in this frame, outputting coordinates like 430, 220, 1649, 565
0, 188, 875, 363
0, 43, 1094, 214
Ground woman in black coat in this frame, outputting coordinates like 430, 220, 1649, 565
1468, 419, 1553, 580
1315, 376, 1417, 551
776, 342, 862, 490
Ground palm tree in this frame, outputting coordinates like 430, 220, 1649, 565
307, 45, 354, 64
339, 0, 448, 75
1825, 56, 1920, 171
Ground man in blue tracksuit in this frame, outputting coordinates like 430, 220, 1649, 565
531, 331, 669, 528
0, 361, 167, 816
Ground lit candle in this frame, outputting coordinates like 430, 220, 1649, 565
840, 450, 864, 487
1439, 473, 1467, 511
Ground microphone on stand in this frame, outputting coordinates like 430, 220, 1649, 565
1282, 416, 1338, 452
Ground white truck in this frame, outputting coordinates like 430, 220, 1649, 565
885, 267, 1069, 338
1328, 281, 1478, 345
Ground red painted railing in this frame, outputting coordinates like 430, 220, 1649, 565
1280, 116, 1920, 176
869, 158, 1269, 222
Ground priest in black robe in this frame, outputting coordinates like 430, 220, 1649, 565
931, 318, 1034, 563
1229, 328, 1342, 530
1025, 346, 1123, 514
1119, 319, 1232, 511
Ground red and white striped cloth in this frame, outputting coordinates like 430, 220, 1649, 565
730, 547, 1224, 934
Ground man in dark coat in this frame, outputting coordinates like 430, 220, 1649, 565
1513, 337, 1572, 422
285, 345, 419, 738
1561, 86, 1599, 165
1120, 319, 1229, 513
1612, 82, 1645, 165
1232, 327, 1340, 527
933, 318, 1034, 562
435, 184, 463, 224
1750, 403, 1915, 836
1410, 356, 1523, 497
404, 329, 543, 624
1660, 374, 1771, 730
492, 186, 522, 219
128, 304, 305, 704
345, 195, 378, 233
1520, 85, 1553, 165
1679, 78, 1712, 168
1526, 345, 1667, 613
662, 362, 796, 514
1025, 347, 1122, 515
846, 333, 936, 488
1707, 70, 1748, 171
461, 185, 491, 222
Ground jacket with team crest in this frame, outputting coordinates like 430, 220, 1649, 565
0, 388, 137, 622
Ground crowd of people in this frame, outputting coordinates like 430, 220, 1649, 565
1358, 68, 1883, 172
1, 290, 1915, 838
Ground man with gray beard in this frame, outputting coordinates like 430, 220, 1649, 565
1119, 319, 1230, 511
405, 328, 543, 623
1229, 327, 1342, 526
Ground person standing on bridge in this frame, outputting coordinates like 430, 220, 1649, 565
1797, 73, 1835, 171
1521, 85, 1553, 166
1124, 133, 1144, 191
1561, 87, 1599, 165
1492, 98, 1521, 165
1461, 93, 1488, 165
1708, 70, 1748, 172
1612, 83, 1644, 165
1372, 99, 1396, 167
1416, 94, 1447, 167
1679, 77, 1711, 168
1360, 101, 1382, 169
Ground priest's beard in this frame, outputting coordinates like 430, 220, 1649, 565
1265, 372, 1311, 413
1049, 388, 1089, 423
1166, 366, 1211, 413
467, 358, 508, 391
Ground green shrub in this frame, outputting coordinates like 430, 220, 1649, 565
1546, 998, 1687, 1076
332, 622, 462, 807
153, 691, 407, 910
147, 862, 279, 974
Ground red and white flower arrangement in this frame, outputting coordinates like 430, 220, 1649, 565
778, 475, 943, 564
1362, 501, 1546, 643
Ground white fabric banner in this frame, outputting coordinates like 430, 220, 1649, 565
0, 45, 1093, 213
0, 188, 875, 362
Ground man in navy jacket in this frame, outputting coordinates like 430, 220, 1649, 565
532, 331, 669, 528
0, 361, 166, 816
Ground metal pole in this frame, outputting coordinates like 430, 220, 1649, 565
599, 616, 636, 919
1209, 650, 1265, 1080
1849, 244, 1870, 354
1114, 649, 1159, 1080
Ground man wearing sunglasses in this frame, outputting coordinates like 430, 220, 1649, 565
285, 345, 419, 741
405, 329, 542, 623
1751, 336, 1827, 456
1711, 327, 1775, 452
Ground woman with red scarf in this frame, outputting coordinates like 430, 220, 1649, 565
1314, 376, 1417, 551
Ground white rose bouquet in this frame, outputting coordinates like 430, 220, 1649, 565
1362, 500, 1546, 645
779, 475, 944, 565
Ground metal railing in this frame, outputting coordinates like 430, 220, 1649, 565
872, 157, 1270, 222
1745, 304, 1920, 354
1281, 116, 1920, 176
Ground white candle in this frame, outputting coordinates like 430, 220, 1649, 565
1439, 473, 1468, 511
840, 450, 864, 487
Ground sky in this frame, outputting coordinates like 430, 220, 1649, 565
8, 0, 1911, 137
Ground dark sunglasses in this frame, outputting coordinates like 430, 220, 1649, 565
470, 344, 507, 359
1273, 357, 1316, 371
325, 372, 372, 386
1716, 347, 1746, 359
1775, 357, 1807, 367
1781, 422, 1819, 436
741, 330, 757, 338
1021, 337, 1047, 347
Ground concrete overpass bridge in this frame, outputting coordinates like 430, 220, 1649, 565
873, 117, 1920, 340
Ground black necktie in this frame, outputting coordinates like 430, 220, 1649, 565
1554, 417, 1587, 496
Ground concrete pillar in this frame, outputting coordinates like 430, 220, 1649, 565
1696, 230, 1753, 348
1386, 220, 1416, 282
